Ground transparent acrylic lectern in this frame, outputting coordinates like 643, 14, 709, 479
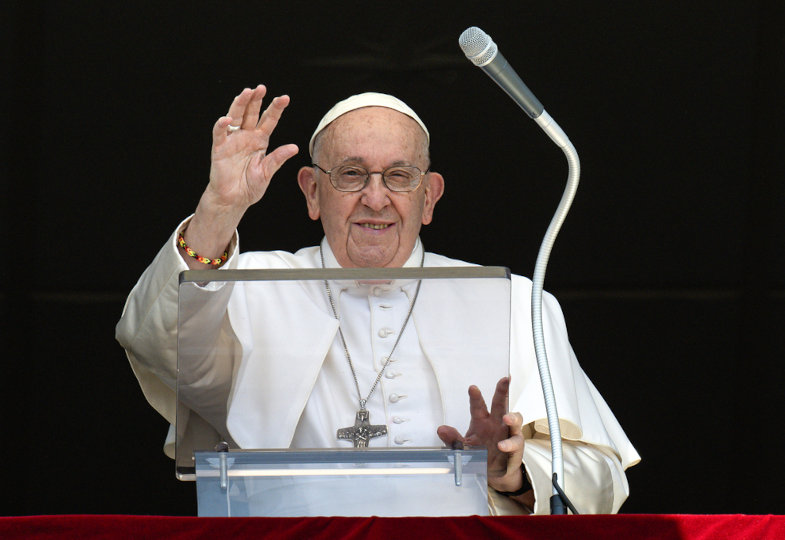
177, 266, 511, 517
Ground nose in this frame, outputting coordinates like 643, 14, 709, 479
360, 172, 391, 212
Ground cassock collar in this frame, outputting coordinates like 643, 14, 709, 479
318, 238, 424, 298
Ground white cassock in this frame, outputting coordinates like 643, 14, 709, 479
116, 218, 640, 515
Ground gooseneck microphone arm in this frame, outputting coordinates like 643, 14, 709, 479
459, 26, 580, 515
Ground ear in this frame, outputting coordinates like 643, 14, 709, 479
420, 171, 444, 225
297, 166, 321, 221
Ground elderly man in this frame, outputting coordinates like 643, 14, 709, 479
116, 85, 639, 515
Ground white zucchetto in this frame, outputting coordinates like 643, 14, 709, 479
308, 92, 430, 157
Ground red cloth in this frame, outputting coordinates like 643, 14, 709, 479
1, 514, 784, 539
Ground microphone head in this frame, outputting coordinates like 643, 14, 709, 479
459, 26, 498, 67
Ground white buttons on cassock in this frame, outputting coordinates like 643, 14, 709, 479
389, 393, 407, 403
378, 327, 394, 338
393, 436, 410, 445
392, 416, 408, 424
372, 286, 390, 297
384, 371, 401, 379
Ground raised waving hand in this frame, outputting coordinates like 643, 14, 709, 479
182, 85, 299, 268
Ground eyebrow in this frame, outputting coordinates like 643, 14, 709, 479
337, 157, 415, 167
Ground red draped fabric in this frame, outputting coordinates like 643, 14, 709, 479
1, 514, 784, 539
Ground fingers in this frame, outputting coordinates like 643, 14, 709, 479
257, 94, 291, 138
505, 411, 524, 434
489, 377, 510, 421
241, 85, 266, 130
467, 377, 510, 423
212, 86, 293, 159
467, 385, 489, 420
212, 116, 234, 147
250, 143, 300, 183
490, 412, 526, 491
214, 87, 290, 145
436, 425, 465, 448
225, 86, 264, 130
497, 411, 524, 454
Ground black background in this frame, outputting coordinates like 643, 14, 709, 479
4, 1, 784, 515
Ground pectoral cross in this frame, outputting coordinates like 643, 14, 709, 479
337, 408, 388, 448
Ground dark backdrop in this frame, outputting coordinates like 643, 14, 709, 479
4, 1, 784, 516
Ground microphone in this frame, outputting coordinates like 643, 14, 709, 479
459, 26, 544, 119
459, 26, 580, 515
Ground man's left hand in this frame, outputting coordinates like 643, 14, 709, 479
437, 377, 527, 493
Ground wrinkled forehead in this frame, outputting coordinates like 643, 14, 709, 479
316, 107, 429, 162
308, 92, 430, 157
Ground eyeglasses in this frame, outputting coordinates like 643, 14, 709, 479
312, 163, 429, 193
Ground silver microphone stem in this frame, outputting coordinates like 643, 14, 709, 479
531, 111, 580, 509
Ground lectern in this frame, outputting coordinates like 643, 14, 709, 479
177, 266, 511, 516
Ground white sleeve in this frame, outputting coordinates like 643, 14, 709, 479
115, 217, 240, 455
507, 274, 638, 514
523, 435, 630, 515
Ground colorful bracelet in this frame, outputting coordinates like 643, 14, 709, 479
177, 233, 228, 267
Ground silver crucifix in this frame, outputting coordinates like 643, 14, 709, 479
337, 409, 388, 448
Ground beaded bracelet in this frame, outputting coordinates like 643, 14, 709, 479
177, 233, 228, 267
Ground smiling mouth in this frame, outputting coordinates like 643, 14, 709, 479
359, 223, 392, 230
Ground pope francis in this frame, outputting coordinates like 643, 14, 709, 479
116, 85, 639, 515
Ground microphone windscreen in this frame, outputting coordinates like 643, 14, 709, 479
459, 26, 498, 66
